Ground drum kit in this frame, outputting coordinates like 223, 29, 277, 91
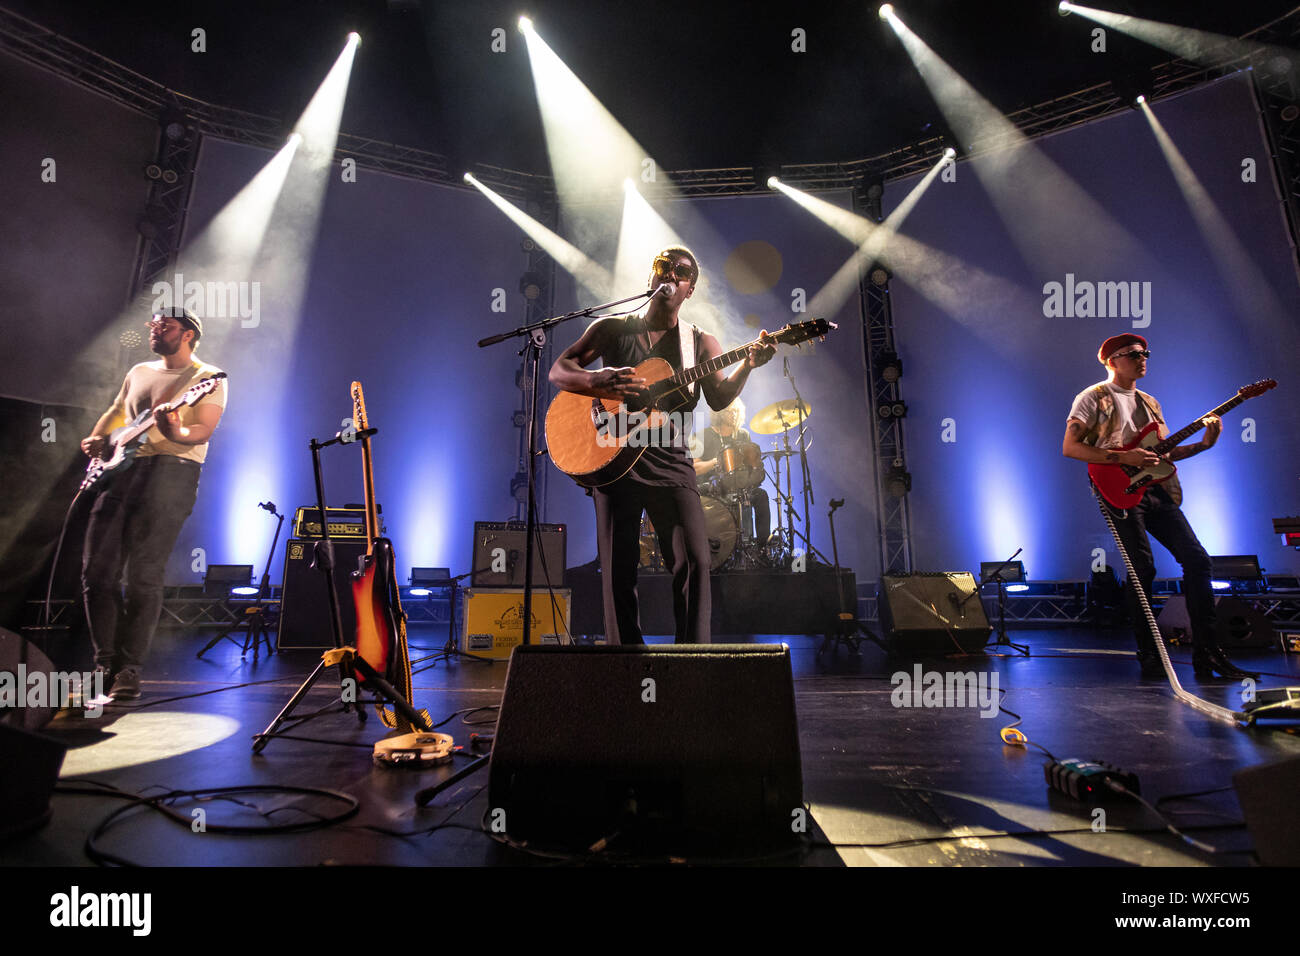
639, 396, 821, 572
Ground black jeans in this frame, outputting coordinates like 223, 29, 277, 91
82, 455, 200, 672
1108, 485, 1216, 656
593, 481, 712, 645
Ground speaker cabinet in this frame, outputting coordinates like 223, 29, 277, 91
0, 722, 67, 841
471, 522, 566, 588
1, 627, 58, 730
277, 538, 368, 649
488, 644, 803, 855
878, 572, 992, 656
1234, 755, 1300, 866
1156, 595, 1276, 649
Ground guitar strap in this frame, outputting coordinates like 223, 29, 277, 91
163, 361, 204, 405
679, 321, 697, 398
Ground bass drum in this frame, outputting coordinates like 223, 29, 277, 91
640, 497, 740, 571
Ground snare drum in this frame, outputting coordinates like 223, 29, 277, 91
719, 440, 763, 494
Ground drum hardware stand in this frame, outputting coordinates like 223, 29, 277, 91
818, 498, 885, 657
479, 288, 657, 646
970, 548, 1030, 657
254, 428, 427, 753
783, 358, 830, 567
198, 501, 284, 662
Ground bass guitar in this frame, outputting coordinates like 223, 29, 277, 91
1088, 379, 1276, 509
348, 382, 448, 765
80, 373, 227, 492
545, 319, 834, 487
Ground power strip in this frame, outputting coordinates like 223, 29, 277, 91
1044, 758, 1140, 801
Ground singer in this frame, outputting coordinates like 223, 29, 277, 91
548, 246, 774, 644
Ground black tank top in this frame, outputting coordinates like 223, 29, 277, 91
599, 317, 701, 489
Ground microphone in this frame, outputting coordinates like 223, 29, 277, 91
258, 501, 276, 513
653, 283, 673, 299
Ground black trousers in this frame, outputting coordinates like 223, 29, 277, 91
1107, 485, 1217, 657
592, 481, 712, 644
82, 455, 200, 672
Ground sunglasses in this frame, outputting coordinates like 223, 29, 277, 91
1116, 349, 1151, 360
146, 319, 181, 332
652, 256, 696, 282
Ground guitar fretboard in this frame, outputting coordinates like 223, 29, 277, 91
1151, 394, 1245, 455
664, 341, 763, 388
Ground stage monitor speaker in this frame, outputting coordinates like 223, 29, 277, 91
878, 572, 992, 656
1, 626, 58, 730
0, 722, 67, 841
471, 521, 566, 588
1156, 596, 1275, 649
488, 644, 803, 855
1234, 755, 1300, 866
278, 537, 368, 649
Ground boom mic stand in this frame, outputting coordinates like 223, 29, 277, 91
198, 501, 283, 662
817, 497, 885, 658
478, 288, 657, 646
967, 548, 1029, 656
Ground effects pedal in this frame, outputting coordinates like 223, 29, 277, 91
1044, 758, 1140, 801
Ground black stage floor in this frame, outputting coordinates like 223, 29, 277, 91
4, 624, 1299, 871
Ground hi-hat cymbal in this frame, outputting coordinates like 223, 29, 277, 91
750, 399, 811, 434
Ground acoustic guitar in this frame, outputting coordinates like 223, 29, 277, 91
545, 319, 834, 487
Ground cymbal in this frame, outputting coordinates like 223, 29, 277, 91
750, 399, 811, 435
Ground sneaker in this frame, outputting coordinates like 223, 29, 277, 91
109, 668, 141, 700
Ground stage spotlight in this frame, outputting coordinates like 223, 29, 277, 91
1135, 94, 1146, 105
519, 271, 544, 301
943, 147, 956, 160
879, 4, 894, 20
519, 16, 533, 33
144, 163, 162, 180
1058, 1, 1072, 15
623, 177, 636, 192
347, 31, 361, 46
869, 265, 891, 288
878, 350, 903, 383
885, 465, 912, 498
767, 176, 780, 188
288, 132, 303, 146
463, 171, 475, 183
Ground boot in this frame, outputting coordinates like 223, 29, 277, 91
1192, 645, 1258, 681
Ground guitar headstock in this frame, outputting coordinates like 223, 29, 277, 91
1238, 379, 1277, 400
769, 318, 836, 348
351, 381, 370, 432
177, 372, 227, 407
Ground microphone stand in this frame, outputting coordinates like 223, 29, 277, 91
964, 547, 1029, 657
197, 501, 284, 661
478, 289, 655, 646
818, 497, 885, 658
781, 359, 830, 566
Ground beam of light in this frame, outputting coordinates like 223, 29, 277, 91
613, 181, 684, 299
464, 173, 612, 297
58, 712, 242, 776
1138, 100, 1292, 353
883, 9, 1155, 280
1060, 3, 1289, 72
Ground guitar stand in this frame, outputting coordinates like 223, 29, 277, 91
253, 431, 391, 754
817, 499, 887, 659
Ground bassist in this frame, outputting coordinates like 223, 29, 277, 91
549, 246, 774, 644
78, 307, 226, 699
1062, 333, 1252, 681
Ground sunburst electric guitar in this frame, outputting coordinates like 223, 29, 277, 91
1088, 379, 1276, 509
348, 382, 450, 766
545, 319, 834, 487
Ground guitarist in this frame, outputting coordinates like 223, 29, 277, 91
549, 246, 774, 644
78, 307, 227, 699
1062, 333, 1253, 681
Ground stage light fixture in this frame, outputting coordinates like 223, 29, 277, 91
943, 147, 956, 160
878, 350, 902, 383
1058, 2, 1072, 15
144, 164, 163, 180
767, 176, 780, 188
869, 265, 891, 288
521, 236, 537, 252
463, 171, 475, 183
161, 169, 178, 184
347, 31, 361, 46
519, 271, 544, 301
885, 464, 911, 498
879, 4, 894, 20
519, 16, 533, 33
1136, 94, 1146, 105
1283, 105, 1300, 122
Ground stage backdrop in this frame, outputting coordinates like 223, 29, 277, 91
882, 72, 1300, 580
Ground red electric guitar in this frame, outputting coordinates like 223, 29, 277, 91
1088, 379, 1276, 508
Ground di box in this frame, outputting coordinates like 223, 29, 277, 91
461, 587, 570, 658
488, 644, 803, 855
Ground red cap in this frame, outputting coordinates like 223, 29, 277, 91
1098, 333, 1148, 365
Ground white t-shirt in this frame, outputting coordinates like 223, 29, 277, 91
1067, 381, 1150, 449
114, 359, 227, 464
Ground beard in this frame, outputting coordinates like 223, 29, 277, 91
151, 336, 180, 356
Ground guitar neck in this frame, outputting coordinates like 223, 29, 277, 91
1151, 394, 1245, 454
665, 340, 760, 389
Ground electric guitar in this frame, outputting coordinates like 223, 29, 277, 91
545, 319, 835, 487
348, 382, 445, 763
1088, 379, 1276, 509
80, 372, 227, 492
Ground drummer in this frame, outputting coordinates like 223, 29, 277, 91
692, 400, 771, 545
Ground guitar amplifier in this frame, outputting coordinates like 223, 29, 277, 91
878, 572, 992, 656
278, 538, 368, 649
471, 521, 566, 588
292, 505, 377, 539
461, 588, 570, 659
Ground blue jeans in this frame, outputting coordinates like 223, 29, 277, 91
1109, 485, 1216, 655
81, 455, 200, 672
